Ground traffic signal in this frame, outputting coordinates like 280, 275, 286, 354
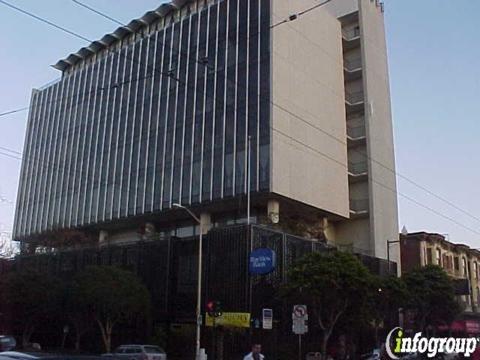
206, 300, 223, 317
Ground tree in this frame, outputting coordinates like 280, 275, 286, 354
36, 229, 96, 251
0, 232, 17, 258
403, 265, 461, 332
369, 275, 409, 345
0, 270, 62, 347
64, 284, 93, 351
72, 266, 151, 352
283, 251, 375, 359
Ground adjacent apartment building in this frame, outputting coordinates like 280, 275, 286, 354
401, 231, 480, 324
13, 0, 398, 264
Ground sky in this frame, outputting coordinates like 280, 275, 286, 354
0, 0, 479, 248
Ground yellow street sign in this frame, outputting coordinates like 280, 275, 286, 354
205, 312, 251, 328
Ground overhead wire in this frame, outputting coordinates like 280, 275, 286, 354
0, 0, 479, 237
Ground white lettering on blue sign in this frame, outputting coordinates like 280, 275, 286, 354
249, 248, 276, 275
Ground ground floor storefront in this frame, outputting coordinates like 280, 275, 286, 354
1, 224, 393, 359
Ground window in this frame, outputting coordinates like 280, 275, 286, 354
175, 225, 195, 238
426, 248, 433, 265
474, 262, 478, 279
463, 257, 468, 277
442, 254, 451, 270
454, 257, 460, 271
354, 25, 360, 37
144, 346, 165, 354
436, 248, 441, 266
17, 0, 273, 238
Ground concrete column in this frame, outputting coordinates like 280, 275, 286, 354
322, 218, 336, 244
267, 199, 280, 224
419, 241, 426, 267
200, 212, 212, 235
99, 230, 108, 247
144, 222, 155, 239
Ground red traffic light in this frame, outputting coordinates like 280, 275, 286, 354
206, 300, 223, 317
206, 301, 215, 313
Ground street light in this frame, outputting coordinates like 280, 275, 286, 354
386, 226, 408, 275
172, 203, 203, 359
61, 325, 69, 349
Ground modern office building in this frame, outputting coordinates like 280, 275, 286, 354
13, 0, 398, 264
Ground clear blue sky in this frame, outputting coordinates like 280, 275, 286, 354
0, 0, 479, 247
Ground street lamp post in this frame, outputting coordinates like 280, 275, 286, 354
386, 239, 401, 275
387, 227, 408, 275
61, 325, 69, 349
172, 203, 203, 359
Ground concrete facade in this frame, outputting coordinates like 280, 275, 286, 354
271, 0, 399, 263
271, 0, 400, 264
14, 0, 399, 268
359, 0, 398, 264
270, 0, 350, 219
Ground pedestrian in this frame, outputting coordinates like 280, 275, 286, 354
243, 343, 265, 360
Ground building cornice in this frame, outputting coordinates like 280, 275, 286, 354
53, 0, 195, 73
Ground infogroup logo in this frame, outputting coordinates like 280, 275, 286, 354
386, 327, 478, 358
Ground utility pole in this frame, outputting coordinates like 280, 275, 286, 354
247, 135, 251, 225
172, 204, 204, 359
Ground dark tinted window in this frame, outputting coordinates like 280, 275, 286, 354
143, 346, 165, 354
15, 0, 272, 238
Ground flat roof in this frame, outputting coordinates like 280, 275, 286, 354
403, 231, 477, 253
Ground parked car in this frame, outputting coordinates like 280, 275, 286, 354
104, 345, 166, 360
0, 336, 16, 352
0, 352, 106, 360
437, 354, 460, 360
0, 352, 38, 360
399, 353, 458, 360
360, 349, 381, 360
1, 356, 17, 360
399, 354, 416, 359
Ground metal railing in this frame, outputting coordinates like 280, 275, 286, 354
342, 27, 360, 40
345, 90, 364, 105
336, 243, 372, 255
348, 161, 368, 175
344, 57, 362, 71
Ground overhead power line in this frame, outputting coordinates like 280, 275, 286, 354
273, 128, 480, 237
0, 0, 92, 42
0, 107, 30, 117
0, 0, 332, 119
1, 0, 479, 238
0, 150, 22, 161
298, 0, 333, 16
0, 146, 21, 155
68, 0, 480, 234
271, 0, 333, 28
71, 0, 124, 26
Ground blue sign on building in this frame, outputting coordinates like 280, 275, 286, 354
249, 248, 276, 275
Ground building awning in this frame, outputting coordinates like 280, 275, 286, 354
438, 320, 480, 334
